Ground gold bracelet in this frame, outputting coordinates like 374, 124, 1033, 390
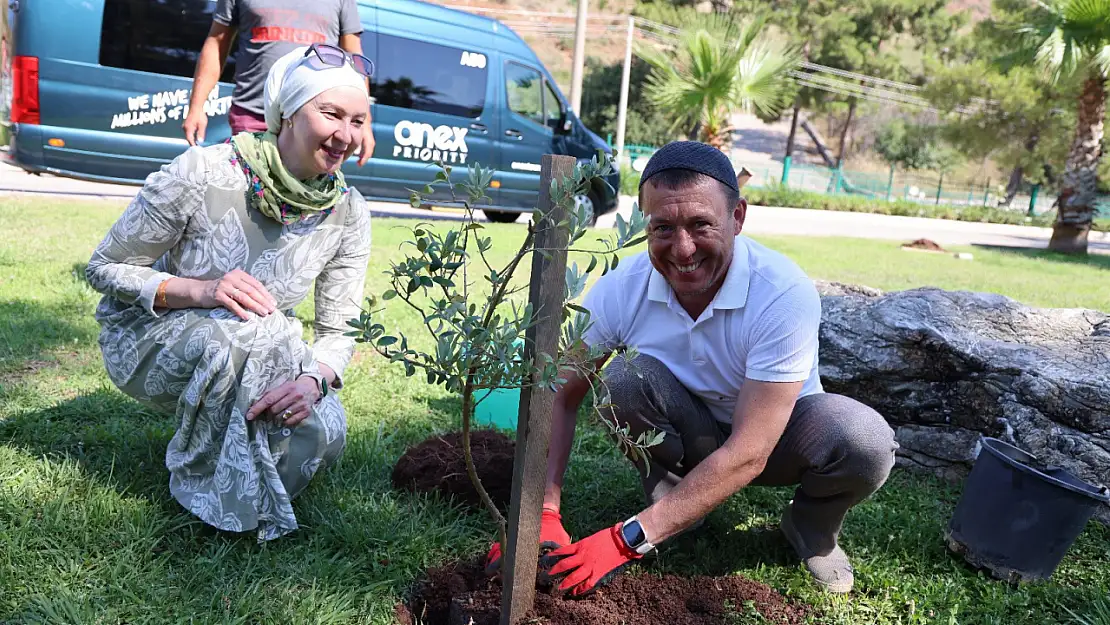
156, 279, 170, 309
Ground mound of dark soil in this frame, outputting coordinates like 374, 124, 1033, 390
902, 238, 948, 252
394, 558, 812, 625
391, 430, 516, 510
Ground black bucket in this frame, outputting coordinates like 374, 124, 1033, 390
945, 437, 1110, 583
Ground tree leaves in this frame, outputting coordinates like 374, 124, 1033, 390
348, 156, 661, 528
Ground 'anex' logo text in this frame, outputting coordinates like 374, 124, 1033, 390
393, 120, 469, 164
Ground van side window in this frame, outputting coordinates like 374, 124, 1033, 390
543, 81, 563, 130
505, 63, 543, 126
99, 0, 236, 82
371, 34, 487, 119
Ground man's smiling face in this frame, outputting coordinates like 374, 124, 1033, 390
641, 172, 745, 316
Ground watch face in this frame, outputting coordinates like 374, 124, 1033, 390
621, 520, 645, 548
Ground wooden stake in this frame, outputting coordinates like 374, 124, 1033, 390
499, 154, 575, 625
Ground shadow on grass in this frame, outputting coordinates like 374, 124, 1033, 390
0, 300, 99, 372
0, 388, 492, 624
972, 243, 1110, 270
0, 262, 101, 378
0, 385, 473, 523
0, 387, 176, 501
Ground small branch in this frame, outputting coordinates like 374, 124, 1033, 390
461, 377, 507, 541
392, 281, 428, 319
479, 224, 536, 332
476, 230, 498, 276
373, 347, 439, 375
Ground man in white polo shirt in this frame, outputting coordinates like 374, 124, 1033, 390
488, 141, 897, 597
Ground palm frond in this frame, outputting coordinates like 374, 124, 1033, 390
732, 42, 802, 118
640, 15, 799, 143
1095, 44, 1110, 76
1063, 0, 1110, 30
1034, 26, 1070, 76
730, 14, 769, 55
1012, 0, 1110, 82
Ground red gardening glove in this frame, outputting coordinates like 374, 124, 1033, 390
485, 509, 572, 575
545, 522, 642, 597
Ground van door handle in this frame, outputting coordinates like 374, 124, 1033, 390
504, 129, 523, 140
470, 122, 488, 133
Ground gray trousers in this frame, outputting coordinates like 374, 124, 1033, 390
602, 354, 897, 555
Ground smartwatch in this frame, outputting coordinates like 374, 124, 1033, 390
298, 371, 328, 401
619, 516, 655, 555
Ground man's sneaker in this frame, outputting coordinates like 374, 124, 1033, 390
780, 502, 854, 593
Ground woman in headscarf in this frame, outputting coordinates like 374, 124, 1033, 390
86, 44, 374, 541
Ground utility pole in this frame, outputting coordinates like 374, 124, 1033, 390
569, 0, 588, 113
614, 16, 634, 166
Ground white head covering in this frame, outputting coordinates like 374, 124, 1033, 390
263, 46, 369, 135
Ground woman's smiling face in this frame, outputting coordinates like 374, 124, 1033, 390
282, 86, 368, 178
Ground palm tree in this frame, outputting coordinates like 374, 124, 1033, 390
638, 15, 800, 151
1013, 0, 1110, 254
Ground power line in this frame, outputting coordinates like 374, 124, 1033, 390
799, 61, 922, 93
789, 70, 980, 114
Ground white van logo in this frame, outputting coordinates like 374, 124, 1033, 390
460, 51, 487, 69
393, 120, 469, 164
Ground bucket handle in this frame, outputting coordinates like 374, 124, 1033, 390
980, 437, 1110, 504
1046, 465, 1110, 506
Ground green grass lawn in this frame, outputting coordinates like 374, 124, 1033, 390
1, 197, 1108, 625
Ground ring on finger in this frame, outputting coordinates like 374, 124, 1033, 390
281, 410, 293, 421
231, 287, 241, 298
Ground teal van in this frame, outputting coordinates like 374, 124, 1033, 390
2, 0, 619, 222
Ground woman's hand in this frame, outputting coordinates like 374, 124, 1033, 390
246, 376, 321, 426
194, 270, 278, 320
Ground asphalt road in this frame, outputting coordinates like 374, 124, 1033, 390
3, 162, 1106, 255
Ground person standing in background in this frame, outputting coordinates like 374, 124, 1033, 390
183, 0, 375, 165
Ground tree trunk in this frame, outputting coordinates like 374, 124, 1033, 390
1000, 132, 1041, 207
1050, 73, 1106, 254
688, 120, 702, 141
1000, 165, 1023, 208
800, 119, 836, 167
836, 98, 856, 168
785, 103, 801, 159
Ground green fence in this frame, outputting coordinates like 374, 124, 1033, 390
753, 161, 1059, 216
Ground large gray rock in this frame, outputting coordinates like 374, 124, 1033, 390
815, 281, 1110, 518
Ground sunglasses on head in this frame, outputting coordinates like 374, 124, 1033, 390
304, 43, 374, 78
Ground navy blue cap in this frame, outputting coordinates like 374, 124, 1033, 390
638, 141, 739, 192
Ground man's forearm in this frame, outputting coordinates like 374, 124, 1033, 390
637, 379, 800, 546
638, 444, 765, 544
187, 37, 227, 113
543, 396, 580, 510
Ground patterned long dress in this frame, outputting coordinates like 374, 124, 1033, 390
86, 144, 371, 541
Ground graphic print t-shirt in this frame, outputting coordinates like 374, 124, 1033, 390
215, 0, 363, 115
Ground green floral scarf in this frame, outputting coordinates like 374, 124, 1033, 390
229, 131, 348, 225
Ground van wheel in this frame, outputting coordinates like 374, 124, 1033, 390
483, 209, 522, 223
575, 190, 602, 226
